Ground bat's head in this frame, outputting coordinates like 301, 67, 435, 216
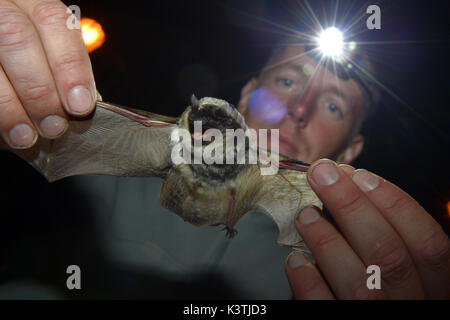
171, 95, 252, 186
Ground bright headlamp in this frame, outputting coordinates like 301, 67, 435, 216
318, 27, 344, 60
304, 27, 376, 110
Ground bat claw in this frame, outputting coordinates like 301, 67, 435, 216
222, 226, 238, 238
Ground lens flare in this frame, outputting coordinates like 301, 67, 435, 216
318, 27, 344, 59
248, 87, 287, 125
81, 18, 105, 53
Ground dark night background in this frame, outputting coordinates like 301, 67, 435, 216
0, 0, 449, 299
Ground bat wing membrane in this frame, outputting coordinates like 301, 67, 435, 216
6, 102, 177, 182
253, 168, 322, 250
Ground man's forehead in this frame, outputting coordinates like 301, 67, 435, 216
271, 44, 312, 65
269, 45, 336, 82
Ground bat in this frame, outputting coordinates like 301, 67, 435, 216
3, 95, 322, 252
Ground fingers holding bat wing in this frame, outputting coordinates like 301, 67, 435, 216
1, 101, 178, 182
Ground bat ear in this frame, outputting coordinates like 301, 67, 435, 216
191, 94, 200, 109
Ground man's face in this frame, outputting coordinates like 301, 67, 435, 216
237, 45, 365, 164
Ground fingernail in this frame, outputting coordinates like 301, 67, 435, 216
67, 86, 93, 114
339, 164, 355, 176
298, 206, 320, 225
352, 169, 380, 192
311, 161, 339, 186
8, 123, 37, 148
287, 252, 307, 269
40, 115, 68, 138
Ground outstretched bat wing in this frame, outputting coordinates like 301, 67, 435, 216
5, 101, 178, 182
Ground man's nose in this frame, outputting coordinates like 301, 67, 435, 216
287, 90, 313, 128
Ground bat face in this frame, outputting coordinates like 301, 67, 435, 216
175, 95, 251, 185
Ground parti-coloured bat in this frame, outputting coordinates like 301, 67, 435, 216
4, 96, 322, 251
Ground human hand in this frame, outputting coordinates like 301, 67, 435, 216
285, 159, 449, 299
0, 0, 96, 149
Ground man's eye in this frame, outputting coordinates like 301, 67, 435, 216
282, 79, 295, 88
325, 102, 343, 117
276, 78, 296, 90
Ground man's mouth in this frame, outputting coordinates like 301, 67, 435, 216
277, 135, 298, 155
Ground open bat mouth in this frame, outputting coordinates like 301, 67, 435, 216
188, 105, 243, 143
174, 96, 250, 183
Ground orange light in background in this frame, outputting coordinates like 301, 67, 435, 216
447, 201, 450, 218
80, 18, 105, 53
